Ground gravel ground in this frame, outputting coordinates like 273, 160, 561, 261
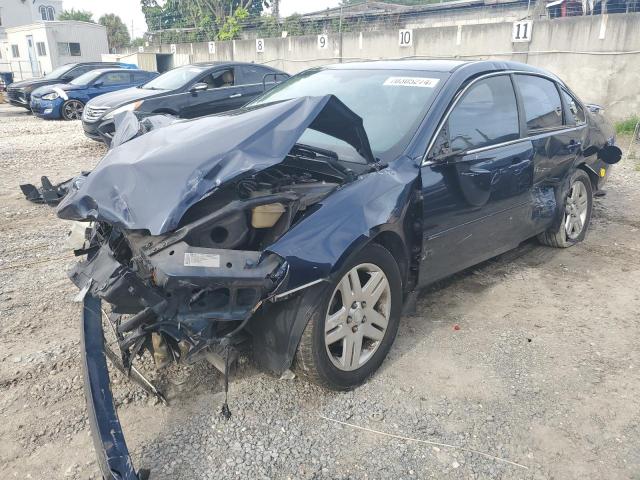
1, 102, 639, 480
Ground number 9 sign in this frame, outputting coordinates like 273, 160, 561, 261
318, 34, 328, 50
399, 29, 412, 47
256, 38, 265, 53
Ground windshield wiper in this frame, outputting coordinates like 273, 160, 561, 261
291, 143, 357, 181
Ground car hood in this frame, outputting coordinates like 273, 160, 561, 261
86, 86, 163, 108
32, 82, 83, 97
57, 95, 375, 235
8, 78, 61, 91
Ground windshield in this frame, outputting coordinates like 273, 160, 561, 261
141, 66, 206, 90
70, 70, 104, 86
248, 68, 448, 161
44, 64, 75, 80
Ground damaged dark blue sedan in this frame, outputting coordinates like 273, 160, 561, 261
56, 60, 621, 479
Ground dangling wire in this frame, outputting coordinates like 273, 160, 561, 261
220, 343, 232, 420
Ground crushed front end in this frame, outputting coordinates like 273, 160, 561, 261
59, 95, 378, 478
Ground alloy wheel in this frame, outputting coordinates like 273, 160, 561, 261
63, 100, 84, 120
324, 263, 391, 371
564, 180, 589, 240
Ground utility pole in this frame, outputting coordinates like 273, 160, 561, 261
338, 6, 343, 63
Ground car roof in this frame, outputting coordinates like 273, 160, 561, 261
319, 59, 557, 77
85, 68, 150, 74
187, 61, 283, 70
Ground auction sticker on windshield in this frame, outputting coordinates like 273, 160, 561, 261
383, 77, 440, 88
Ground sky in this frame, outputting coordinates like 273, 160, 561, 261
61, 0, 341, 39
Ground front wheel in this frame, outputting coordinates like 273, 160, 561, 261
294, 243, 402, 390
61, 99, 84, 120
538, 169, 593, 248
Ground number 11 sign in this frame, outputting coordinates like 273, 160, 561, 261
512, 20, 532, 43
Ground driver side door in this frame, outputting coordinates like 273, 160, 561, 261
419, 74, 535, 285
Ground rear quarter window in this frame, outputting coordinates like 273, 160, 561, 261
561, 89, 586, 125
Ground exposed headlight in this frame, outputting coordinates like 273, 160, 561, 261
103, 100, 144, 120
41, 92, 59, 100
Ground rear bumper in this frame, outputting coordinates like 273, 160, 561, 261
81, 294, 140, 480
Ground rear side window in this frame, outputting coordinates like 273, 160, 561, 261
240, 65, 275, 84
561, 89, 586, 125
101, 72, 131, 86
447, 75, 519, 153
133, 72, 151, 82
515, 75, 563, 131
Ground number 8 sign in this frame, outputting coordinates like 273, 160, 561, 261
256, 38, 265, 53
399, 29, 412, 47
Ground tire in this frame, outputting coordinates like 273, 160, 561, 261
538, 169, 593, 248
294, 243, 402, 390
61, 99, 84, 120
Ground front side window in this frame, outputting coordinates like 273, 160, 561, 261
447, 75, 520, 153
36, 42, 47, 56
561, 89, 586, 125
199, 68, 235, 88
11, 44, 19, 58
515, 75, 563, 131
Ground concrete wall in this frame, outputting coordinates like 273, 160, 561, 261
128, 13, 640, 121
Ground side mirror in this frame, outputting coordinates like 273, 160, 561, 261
598, 145, 623, 165
190, 82, 208, 93
61, 75, 74, 82
93, 81, 104, 88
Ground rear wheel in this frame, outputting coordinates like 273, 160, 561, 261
538, 169, 593, 248
294, 243, 402, 390
61, 99, 84, 120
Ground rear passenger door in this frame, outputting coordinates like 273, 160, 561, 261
513, 74, 587, 232
419, 74, 535, 284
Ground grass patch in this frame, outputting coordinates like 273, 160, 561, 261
615, 116, 640, 135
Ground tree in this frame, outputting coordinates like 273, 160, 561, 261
58, 8, 95, 22
99, 14, 131, 52
140, 0, 270, 41
131, 37, 146, 47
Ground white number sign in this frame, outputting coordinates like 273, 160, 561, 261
208, 41, 216, 54
170, 43, 177, 54
318, 34, 328, 50
138, 46, 144, 53
512, 20, 532, 43
256, 38, 265, 53
399, 29, 413, 47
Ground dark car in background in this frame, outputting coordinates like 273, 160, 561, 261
57, 60, 621, 479
81, 61, 289, 145
30, 69, 158, 120
4, 62, 137, 110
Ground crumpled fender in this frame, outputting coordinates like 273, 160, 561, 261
267, 157, 419, 293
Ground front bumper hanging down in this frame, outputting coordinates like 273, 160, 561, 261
82, 294, 143, 480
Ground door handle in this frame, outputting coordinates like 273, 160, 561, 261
229, 93, 242, 98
